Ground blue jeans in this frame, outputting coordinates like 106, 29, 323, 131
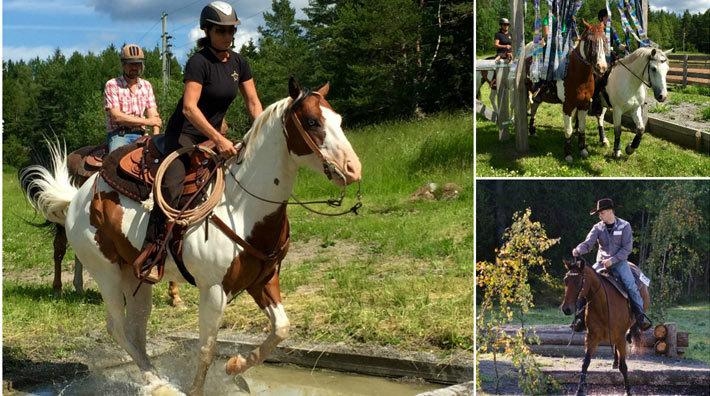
608, 260, 645, 314
108, 131, 143, 152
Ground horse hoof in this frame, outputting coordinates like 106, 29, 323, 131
600, 138, 610, 147
613, 150, 621, 159
581, 149, 589, 158
625, 145, 635, 155
226, 355, 248, 375
565, 155, 573, 163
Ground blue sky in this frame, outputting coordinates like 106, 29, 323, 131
2, 0, 709, 65
2, 0, 309, 64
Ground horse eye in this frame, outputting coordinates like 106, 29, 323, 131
307, 119, 318, 127
651, 66, 657, 72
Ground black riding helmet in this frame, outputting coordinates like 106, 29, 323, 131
200, 1, 240, 29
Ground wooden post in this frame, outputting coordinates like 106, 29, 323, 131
497, 64, 510, 141
682, 55, 689, 88
512, 0, 528, 153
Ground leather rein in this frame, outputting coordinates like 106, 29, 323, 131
615, 54, 654, 89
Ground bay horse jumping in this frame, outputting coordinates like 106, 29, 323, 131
528, 21, 608, 162
592, 47, 671, 158
21, 144, 184, 306
23, 78, 361, 394
561, 257, 651, 396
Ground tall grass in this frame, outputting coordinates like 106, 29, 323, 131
3, 111, 474, 364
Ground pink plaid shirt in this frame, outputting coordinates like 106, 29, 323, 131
103, 76, 157, 133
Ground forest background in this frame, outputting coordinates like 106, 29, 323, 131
3, 0, 473, 168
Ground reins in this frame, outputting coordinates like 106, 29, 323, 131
615, 55, 653, 88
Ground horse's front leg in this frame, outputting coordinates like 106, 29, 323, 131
73, 257, 84, 294
577, 344, 597, 396
226, 274, 290, 375
563, 112, 575, 163
619, 354, 631, 395
189, 284, 227, 396
576, 109, 590, 158
597, 108, 610, 146
168, 281, 184, 307
625, 106, 645, 155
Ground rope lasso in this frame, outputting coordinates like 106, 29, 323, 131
152, 145, 226, 227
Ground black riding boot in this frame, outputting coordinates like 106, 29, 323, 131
570, 298, 587, 332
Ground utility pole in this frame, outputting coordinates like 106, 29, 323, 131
161, 12, 172, 96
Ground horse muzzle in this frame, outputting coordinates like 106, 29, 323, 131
561, 305, 573, 315
655, 92, 668, 103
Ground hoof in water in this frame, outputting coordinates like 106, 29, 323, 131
613, 150, 622, 159
226, 355, 248, 375
625, 145, 635, 155
580, 149, 589, 158
148, 384, 185, 396
565, 155, 573, 163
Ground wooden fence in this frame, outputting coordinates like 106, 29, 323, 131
667, 54, 710, 87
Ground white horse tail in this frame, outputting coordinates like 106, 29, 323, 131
19, 139, 77, 225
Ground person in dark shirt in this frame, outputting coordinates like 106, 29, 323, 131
134, 1, 263, 279
494, 18, 513, 61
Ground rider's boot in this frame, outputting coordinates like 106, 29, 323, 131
132, 208, 167, 283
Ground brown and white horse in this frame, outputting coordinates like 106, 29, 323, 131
23, 78, 361, 394
528, 21, 608, 162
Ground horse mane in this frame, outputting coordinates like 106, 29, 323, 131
241, 97, 292, 159
618, 46, 655, 65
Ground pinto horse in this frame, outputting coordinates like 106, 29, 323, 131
23, 78, 362, 394
592, 47, 671, 158
528, 21, 608, 162
561, 258, 651, 396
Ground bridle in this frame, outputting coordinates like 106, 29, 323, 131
615, 52, 657, 89
227, 91, 362, 216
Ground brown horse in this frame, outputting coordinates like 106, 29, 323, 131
528, 21, 608, 162
561, 257, 650, 396
20, 143, 183, 306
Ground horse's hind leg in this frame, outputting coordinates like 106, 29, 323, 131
613, 345, 619, 369
612, 111, 624, 159
597, 108, 610, 146
53, 225, 67, 296
95, 262, 158, 383
168, 281, 183, 307
625, 107, 645, 155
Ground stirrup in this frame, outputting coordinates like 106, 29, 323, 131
570, 317, 586, 332
132, 243, 164, 284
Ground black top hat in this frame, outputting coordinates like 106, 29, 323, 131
590, 198, 615, 215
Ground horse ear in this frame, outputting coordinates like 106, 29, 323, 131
651, 48, 657, 57
288, 76, 301, 100
664, 48, 674, 55
583, 19, 590, 29
315, 82, 330, 97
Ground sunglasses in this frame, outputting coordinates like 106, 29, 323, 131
214, 27, 237, 35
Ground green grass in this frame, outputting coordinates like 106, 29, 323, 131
3, 111, 473, 363
479, 303, 710, 364
476, 85, 710, 177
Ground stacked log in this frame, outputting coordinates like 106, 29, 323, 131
499, 324, 688, 358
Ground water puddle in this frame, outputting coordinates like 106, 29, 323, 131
19, 347, 444, 395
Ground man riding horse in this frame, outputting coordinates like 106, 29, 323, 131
571, 198, 652, 333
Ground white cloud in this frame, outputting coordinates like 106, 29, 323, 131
3, 0, 92, 15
